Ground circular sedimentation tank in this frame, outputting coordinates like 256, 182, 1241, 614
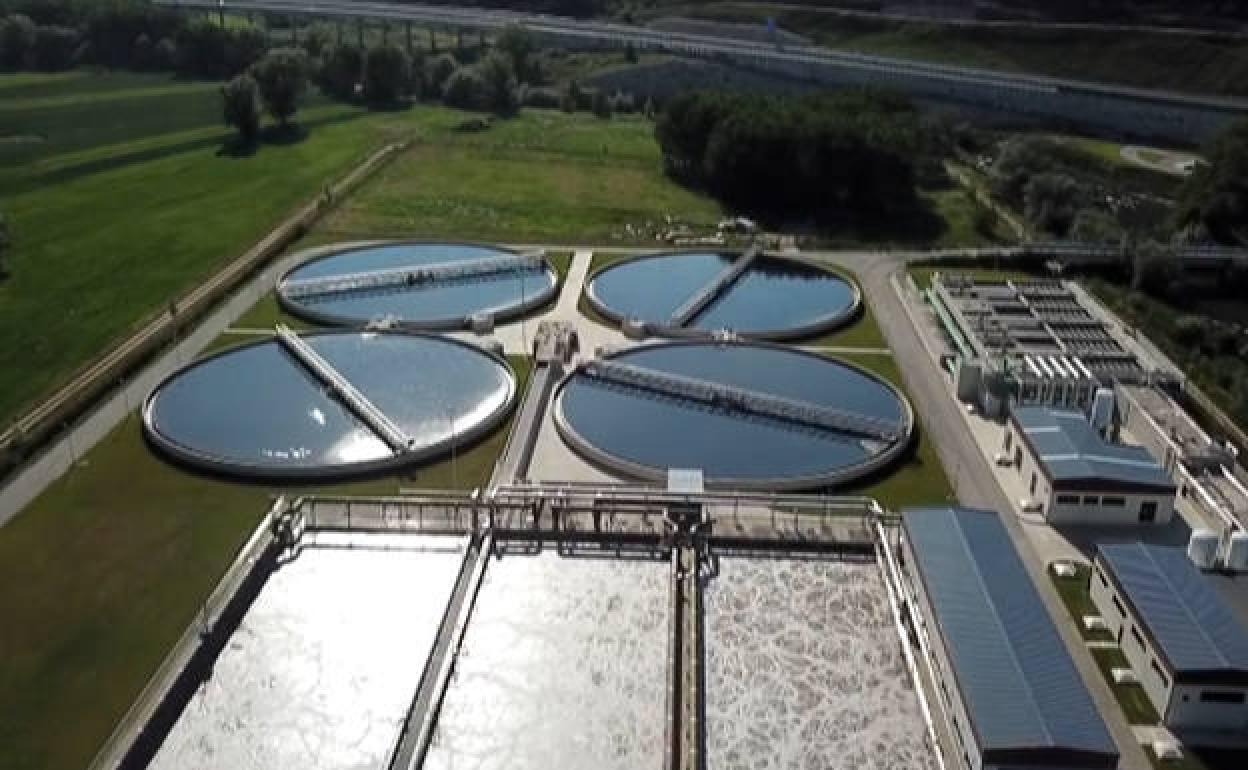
143, 331, 516, 479
277, 241, 558, 329
554, 341, 913, 490
585, 250, 860, 340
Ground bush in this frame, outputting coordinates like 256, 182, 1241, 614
478, 50, 518, 116
591, 88, 612, 119
0, 14, 36, 69
301, 22, 334, 59
608, 90, 635, 114
442, 65, 484, 109
362, 43, 412, 106
250, 48, 307, 127
1023, 172, 1085, 236
221, 73, 261, 145
495, 24, 536, 83
32, 23, 75, 70
317, 43, 363, 101
426, 51, 458, 97
522, 86, 561, 109
175, 17, 264, 79
560, 78, 582, 112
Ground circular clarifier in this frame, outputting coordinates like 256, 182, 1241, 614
143, 331, 516, 479
554, 341, 913, 490
585, 251, 859, 340
277, 241, 558, 329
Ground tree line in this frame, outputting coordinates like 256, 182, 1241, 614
654, 90, 929, 225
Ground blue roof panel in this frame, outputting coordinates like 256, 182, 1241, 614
1013, 406, 1174, 489
903, 506, 1116, 759
1098, 543, 1248, 676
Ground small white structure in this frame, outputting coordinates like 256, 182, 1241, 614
1004, 406, 1176, 525
1090, 543, 1248, 731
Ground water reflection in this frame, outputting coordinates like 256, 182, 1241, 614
424, 548, 669, 770
149, 534, 466, 770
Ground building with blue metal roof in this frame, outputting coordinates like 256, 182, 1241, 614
1005, 406, 1175, 526
900, 506, 1119, 770
1091, 543, 1248, 730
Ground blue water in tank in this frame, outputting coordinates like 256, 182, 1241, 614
145, 332, 513, 476
557, 343, 905, 484
587, 252, 856, 335
281, 243, 556, 326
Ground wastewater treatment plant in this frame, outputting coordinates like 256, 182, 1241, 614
37, 240, 949, 770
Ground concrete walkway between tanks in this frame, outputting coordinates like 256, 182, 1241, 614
808, 249, 1150, 770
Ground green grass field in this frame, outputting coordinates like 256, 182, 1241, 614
314, 109, 725, 244
0, 353, 528, 770
1089, 647, 1161, 725
0, 71, 439, 429
1048, 564, 1115, 643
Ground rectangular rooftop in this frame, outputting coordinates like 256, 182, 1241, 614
902, 506, 1118, 767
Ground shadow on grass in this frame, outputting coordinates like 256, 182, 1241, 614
14, 109, 370, 194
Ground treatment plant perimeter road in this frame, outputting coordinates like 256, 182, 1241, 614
817, 249, 1153, 770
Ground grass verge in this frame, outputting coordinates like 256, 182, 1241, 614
1048, 563, 1115, 642
1089, 647, 1161, 726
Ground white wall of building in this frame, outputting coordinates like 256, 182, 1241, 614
1003, 422, 1174, 526
1090, 559, 1248, 731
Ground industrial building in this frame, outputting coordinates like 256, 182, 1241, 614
1005, 406, 1176, 525
1115, 384, 1248, 540
900, 506, 1119, 770
1090, 543, 1248, 731
927, 274, 1155, 417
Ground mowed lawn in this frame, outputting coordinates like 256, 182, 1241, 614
314, 109, 724, 244
0, 71, 427, 428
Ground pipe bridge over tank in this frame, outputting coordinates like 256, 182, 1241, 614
668, 245, 761, 327
580, 359, 902, 441
274, 324, 413, 453
281, 252, 544, 300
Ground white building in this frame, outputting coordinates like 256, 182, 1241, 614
900, 506, 1119, 770
1091, 543, 1248, 731
1005, 406, 1176, 525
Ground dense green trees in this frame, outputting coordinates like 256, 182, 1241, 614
1178, 119, 1248, 244
0, 13, 35, 68
362, 43, 412, 105
250, 48, 307, 128
655, 90, 924, 223
316, 43, 363, 101
221, 73, 261, 145
478, 50, 519, 115
1023, 172, 1084, 235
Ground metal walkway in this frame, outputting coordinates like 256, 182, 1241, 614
281, 252, 544, 300
580, 359, 902, 441
668, 245, 761, 327
274, 324, 413, 452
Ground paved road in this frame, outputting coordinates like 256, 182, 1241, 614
816, 249, 1152, 770
159, 0, 1248, 112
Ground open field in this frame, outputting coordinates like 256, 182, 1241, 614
0, 71, 434, 429
0, 352, 528, 770
313, 109, 725, 244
